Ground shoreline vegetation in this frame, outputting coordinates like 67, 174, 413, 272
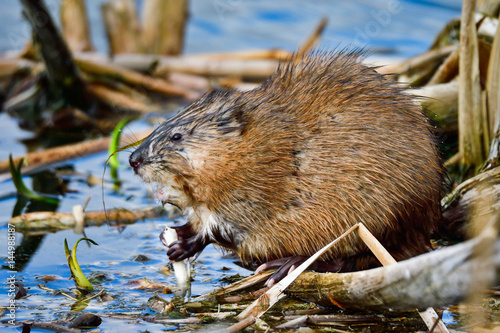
1, 0, 500, 332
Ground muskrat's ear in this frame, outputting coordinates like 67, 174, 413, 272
214, 106, 248, 135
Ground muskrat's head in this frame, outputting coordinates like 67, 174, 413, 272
129, 90, 249, 211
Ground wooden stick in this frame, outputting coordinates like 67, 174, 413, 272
9, 206, 177, 234
296, 17, 328, 59
427, 47, 459, 85
142, 0, 188, 55
441, 165, 500, 210
74, 55, 190, 97
459, 0, 487, 167
226, 315, 255, 333
378, 44, 457, 75
191, 271, 273, 302
444, 152, 461, 168
21, 321, 80, 333
60, 0, 94, 52
0, 128, 153, 178
0, 57, 36, 79
357, 224, 396, 265
153, 57, 280, 79
88, 83, 158, 113
191, 49, 292, 61
101, 0, 143, 55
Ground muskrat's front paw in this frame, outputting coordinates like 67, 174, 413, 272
166, 238, 205, 261
170, 224, 196, 239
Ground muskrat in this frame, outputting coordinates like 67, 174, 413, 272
129, 51, 443, 284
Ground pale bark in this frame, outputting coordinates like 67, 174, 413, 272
60, 0, 94, 52
459, 0, 487, 166
142, 0, 188, 55
101, 0, 143, 55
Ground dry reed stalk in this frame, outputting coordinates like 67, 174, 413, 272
356, 224, 449, 333
377, 44, 457, 75
410, 81, 459, 123
192, 49, 292, 61
153, 57, 280, 79
88, 84, 158, 113
444, 152, 462, 167
226, 315, 256, 333
9, 206, 176, 234
296, 17, 329, 59
0, 57, 36, 78
142, 0, 188, 55
459, 0, 487, 167
478, 0, 500, 16
428, 47, 459, 85
60, 0, 94, 52
74, 56, 190, 97
101, 0, 143, 55
0, 128, 153, 176
167, 72, 210, 92
486, 11, 500, 145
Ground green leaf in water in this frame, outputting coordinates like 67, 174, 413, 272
9, 154, 60, 205
106, 125, 152, 168
108, 117, 134, 169
64, 238, 99, 291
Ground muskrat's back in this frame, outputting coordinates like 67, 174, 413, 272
130, 51, 443, 270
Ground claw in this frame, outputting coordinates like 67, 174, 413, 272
257, 256, 346, 286
161, 234, 210, 262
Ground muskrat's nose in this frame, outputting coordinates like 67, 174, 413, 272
129, 149, 144, 170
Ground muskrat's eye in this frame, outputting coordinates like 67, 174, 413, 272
171, 133, 183, 142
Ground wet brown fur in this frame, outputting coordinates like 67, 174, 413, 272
133, 51, 443, 270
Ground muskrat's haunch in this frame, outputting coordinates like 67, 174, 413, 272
130, 51, 443, 283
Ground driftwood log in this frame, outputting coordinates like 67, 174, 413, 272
287, 231, 500, 311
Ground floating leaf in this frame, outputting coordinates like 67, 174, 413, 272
65, 238, 98, 291
9, 154, 60, 205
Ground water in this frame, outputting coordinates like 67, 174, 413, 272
1, 0, 461, 58
0, 0, 466, 332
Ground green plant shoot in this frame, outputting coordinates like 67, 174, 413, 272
108, 118, 134, 169
9, 154, 60, 205
64, 238, 98, 290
